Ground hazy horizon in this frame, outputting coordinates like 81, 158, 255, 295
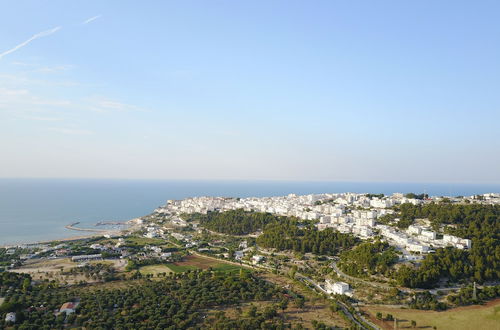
2, 177, 500, 187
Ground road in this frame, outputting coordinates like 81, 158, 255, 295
295, 272, 379, 330
190, 251, 377, 328
331, 261, 395, 291
330, 261, 494, 295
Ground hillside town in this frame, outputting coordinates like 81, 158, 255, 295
153, 192, 496, 258
1, 192, 499, 329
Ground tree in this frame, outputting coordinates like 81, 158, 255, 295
329, 302, 339, 314
279, 299, 289, 313
247, 304, 257, 317
294, 297, 305, 310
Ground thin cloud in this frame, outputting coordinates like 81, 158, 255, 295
35, 64, 73, 73
22, 115, 63, 122
49, 127, 94, 135
0, 26, 61, 60
0, 87, 29, 96
82, 15, 101, 25
88, 98, 149, 113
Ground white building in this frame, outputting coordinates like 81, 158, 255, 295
406, 243, 430, 253
325, 280, 350, 295
5, 312, 16, 323
407, 225, 422, 235
234, 251, 244, 260
420, 230, 436, 240
71, 254, 102, 262
252, 255, 264, 264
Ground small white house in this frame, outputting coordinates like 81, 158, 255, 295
5, 312, 16, 323
234, 251, 244, 260
144, 232, 158, 239
325, 280, 350, 295
252, 255, 264, 264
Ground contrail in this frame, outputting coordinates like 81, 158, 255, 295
83, 15, 101, 25
0, 26, 61, 60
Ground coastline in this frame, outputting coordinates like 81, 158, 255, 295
1, 178, 500, 249
0, 233, 102, 248
0, 217, 142, 248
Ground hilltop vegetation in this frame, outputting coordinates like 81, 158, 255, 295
395, 203, 500, 235
338, 241, 398, 278
186, 209, 282, 235
393, 203, 500, 288
257, 219, 359, 255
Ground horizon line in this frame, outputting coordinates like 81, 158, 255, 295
0, 177, 499, 185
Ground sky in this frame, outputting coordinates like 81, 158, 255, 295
0, 1, 499, 183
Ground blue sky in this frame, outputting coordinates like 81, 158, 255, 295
1, 1, 499, 182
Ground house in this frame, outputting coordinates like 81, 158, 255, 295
55, 249, 70, 256
325, 280, 350, 295
234, 251, 244, 260
144, 232, 158, 238
90, 244, 105, 250
5, 312, 16, 323
59, 302, 79, 314
252, 255, 264, 264
71, 254, 102, 262
160, 252, 172, 259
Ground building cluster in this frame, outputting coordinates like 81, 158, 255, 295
155, 193, 418, 221
151, 192, 491, 258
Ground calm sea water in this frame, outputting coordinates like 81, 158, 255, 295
1, 178, 499, 245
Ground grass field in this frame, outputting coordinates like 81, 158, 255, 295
139, 265, 172, 276
165, 255, 244, 274
363, 299, 500, 330
124, 236, 166, 246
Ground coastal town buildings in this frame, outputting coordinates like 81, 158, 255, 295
153, 192, 486, 258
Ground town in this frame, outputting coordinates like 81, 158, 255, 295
154, 192, 485, 256
1, 192, 499, 329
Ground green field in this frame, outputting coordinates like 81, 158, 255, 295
363, 299, 500, 330
136, 255, 247, 274
124, 236, 166, 246
163, 255, 246, 274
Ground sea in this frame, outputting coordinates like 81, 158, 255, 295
1, 178, 499, 246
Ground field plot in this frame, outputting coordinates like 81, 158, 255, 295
363, 299, 500, 330
139, 264, 172, 276
124, 236, 166, 246
11, 258, 79, 283
166, 255, 244, 274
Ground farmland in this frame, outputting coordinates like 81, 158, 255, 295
363, 299, 500, 330
139, 264, 172, 276
165, 255, 244, 274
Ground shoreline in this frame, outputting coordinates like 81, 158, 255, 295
0, 233, 103, 248
0, 217, 142, 248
